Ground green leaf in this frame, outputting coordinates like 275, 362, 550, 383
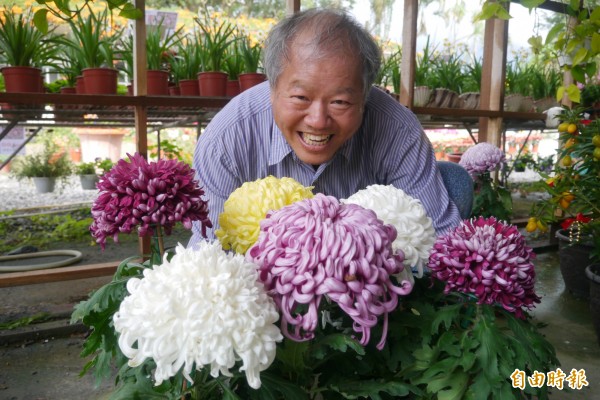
275, 340, 309, 374
54, 0, 72, 16
331, 379, 412, 399
474, 3, 502, 21
591, 32, 600, 54
545, 23, 565, 45
431, 303, 462, 332
565, 83, 581, 103
258, 372, 308, 400
312, 333, 365, 359
556, 86, 565, 102
33, 9, 49, 34
520, 0, 545, 8
118, 4, 142, 20
106, 0, 128, 7
585, 61, 597, 79
426, 370, 469, 400
571, 47, 588, 66
571, 64, 586, 83
591, 5, 600, 22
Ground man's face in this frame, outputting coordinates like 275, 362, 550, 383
270, 45, 365, 166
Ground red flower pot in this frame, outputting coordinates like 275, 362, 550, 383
226, 80, 241, 97
239, 72, 267, 92
76, 76, 86, 94
82, 67, 118, 95
179, 79, 200, 96
446, 153, 463, 163
147, 70, 170, 96
1, 66, 43, 93
198, 71, 227, 97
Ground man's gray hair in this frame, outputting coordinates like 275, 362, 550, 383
263, 8, 382, 100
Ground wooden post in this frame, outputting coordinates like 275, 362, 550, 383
478, 3, 509, 148
133, 0, 150, 257
399, 0, 418, 108
286, 0, 300, 15
561, 14, 579, 108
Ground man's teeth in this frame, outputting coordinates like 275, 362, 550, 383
302, 133, 332, 146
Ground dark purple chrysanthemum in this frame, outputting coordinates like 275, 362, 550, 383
90, 153, 212, 249
428, 216, 540, 318
459, 142, 505, 177
246, 193, 413, 350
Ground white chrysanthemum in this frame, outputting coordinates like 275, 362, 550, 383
113, 241, 282, 389
342, 185, 436, 277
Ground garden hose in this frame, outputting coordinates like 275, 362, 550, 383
0, 250, 83, 272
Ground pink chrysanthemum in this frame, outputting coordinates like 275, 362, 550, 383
90, 153, 212, 248
459, 142, 505, 177
427, 216, 540, 318
247, 193, 413, 350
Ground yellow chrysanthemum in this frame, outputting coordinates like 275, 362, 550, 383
216, 176, 313, 254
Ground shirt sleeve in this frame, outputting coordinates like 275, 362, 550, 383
187, 127, 240, 248
374, 109, 462, 236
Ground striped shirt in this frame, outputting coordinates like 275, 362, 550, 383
188, 82, 461, 247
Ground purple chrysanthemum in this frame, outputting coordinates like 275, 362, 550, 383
427, 217, 540, 318
90, 153, 212, 249
246, 193, 413, 350
459, 142, 505, 177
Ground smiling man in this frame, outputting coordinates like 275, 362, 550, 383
188, 8, 461, 247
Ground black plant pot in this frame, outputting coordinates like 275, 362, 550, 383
585, 264, 600, 346
556, 229, 593, 299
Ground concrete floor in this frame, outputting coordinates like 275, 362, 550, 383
529, 251, 600, 400
0, 249, 598, 399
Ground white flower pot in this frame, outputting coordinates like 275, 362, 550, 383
413, 86, 433, 107
504, 94, 524, 112
79, 174, 99, 190
459, 92, 480, 110
33, 177, 56, 194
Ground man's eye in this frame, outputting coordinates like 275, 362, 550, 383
332, 100, 350, 105
292, 95, 308, 101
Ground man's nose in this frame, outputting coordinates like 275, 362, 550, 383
305, 101, 330, 129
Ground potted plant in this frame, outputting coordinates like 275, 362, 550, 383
0, 7, 61, 93
237, 35, 266, 92
413, 36, 436, 107
512, 152, 536, 172
115, 33, 134, 95
222, 38, 245, 97
55, 45, 83, 93
504, 58, 535, 112
528, 107, 600, 300
10, 139, 73, 194
167, 32, 203, 96
95, 157, 114, 175
61, 8, 121, 95
194, 10, 236, 96
145, 19, 183, 96
75, 161, 99, 190
530, 63, 561, 112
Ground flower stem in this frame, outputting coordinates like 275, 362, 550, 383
155, 223, 166, 257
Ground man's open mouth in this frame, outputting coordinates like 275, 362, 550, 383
301, 132, 333, 146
